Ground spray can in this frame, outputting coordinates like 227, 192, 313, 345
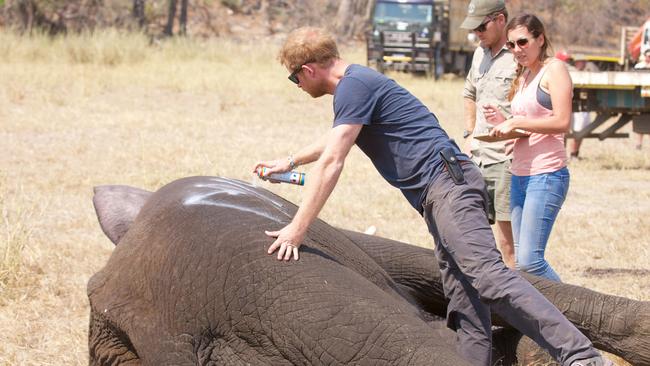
256, 167, 305, 186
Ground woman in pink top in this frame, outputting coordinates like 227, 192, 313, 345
484, 14, 572, 281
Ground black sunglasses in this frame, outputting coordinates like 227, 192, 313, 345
505, 38, 531, 50
473, 15, 496, 33
288, 66, 302, 84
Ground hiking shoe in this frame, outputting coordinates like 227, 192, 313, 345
571, 355, 614, 366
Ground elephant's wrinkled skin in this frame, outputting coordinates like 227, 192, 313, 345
88, 176, 650, 366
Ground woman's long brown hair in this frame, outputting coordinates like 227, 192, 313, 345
506, 14, 553, 100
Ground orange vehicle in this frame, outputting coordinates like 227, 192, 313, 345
623, 18, 650, 68
575, 19, 650, 71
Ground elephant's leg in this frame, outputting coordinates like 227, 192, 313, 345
339, 229, 448, 317
489, 327, 571, 366
192, 332, 274, 366
514, 334, 558, 366
342, 229, 650, 366
89, 311, 141, 366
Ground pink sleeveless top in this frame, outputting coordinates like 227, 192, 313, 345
510, 62, 567, 176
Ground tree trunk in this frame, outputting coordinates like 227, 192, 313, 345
179, 0, 188, 36
361, 0, 374, 36
334, 0, 373, 39
16, 0, 36, 34
163, 0, 177, 36
132, 0, 145, 28
334, 0, 354, 37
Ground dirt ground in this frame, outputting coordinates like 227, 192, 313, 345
1, 33, 648, 365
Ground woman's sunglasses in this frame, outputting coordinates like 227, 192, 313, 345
505, 38, 531, 50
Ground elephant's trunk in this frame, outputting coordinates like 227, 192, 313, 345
522, 274, 650, 366
342, 229, 650, 366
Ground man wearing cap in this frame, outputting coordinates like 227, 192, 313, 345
461, 0, 516, 268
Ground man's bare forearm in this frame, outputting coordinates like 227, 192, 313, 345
461, 98, 477, 156
292, 134, 328, 167
290, 154, 343, 232
264, 124, 361, 261
290, 124, 360, 234
464, 98, 477, 133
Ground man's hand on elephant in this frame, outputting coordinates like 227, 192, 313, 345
265, 223, 305, 261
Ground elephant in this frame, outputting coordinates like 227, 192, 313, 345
88, 176, 650, 365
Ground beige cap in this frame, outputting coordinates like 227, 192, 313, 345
460, 0, 506, 30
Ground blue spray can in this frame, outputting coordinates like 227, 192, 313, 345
257, 167, 305, 186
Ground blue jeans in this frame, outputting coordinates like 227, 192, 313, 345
511, 167, 570, 281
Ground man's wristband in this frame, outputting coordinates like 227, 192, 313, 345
287, 155, 296, 170
462, 130, 472, 139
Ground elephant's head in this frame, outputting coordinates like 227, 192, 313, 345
89, 176, 468, 365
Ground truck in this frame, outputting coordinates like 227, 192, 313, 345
365, 0, 475, 78
569, 71, 650, 142
567, 19, 650, 142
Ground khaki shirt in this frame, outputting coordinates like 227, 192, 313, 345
463, 45, 517, 166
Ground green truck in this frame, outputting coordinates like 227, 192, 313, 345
366, 0, 475, 77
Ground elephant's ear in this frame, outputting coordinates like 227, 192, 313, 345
92, 185, 152, 245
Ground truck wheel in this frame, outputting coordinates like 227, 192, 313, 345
425, 67, 433, 79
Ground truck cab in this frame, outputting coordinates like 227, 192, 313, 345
366, 0, 438, 75
366, 0, 474, 78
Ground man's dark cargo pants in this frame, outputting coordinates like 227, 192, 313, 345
422, 160, 598, 366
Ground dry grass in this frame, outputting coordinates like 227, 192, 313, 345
0, 30, 648, 365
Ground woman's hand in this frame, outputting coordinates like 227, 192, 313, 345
489, 119, 518, 138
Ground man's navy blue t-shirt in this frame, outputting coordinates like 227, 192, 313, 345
333, 64, 463, 213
